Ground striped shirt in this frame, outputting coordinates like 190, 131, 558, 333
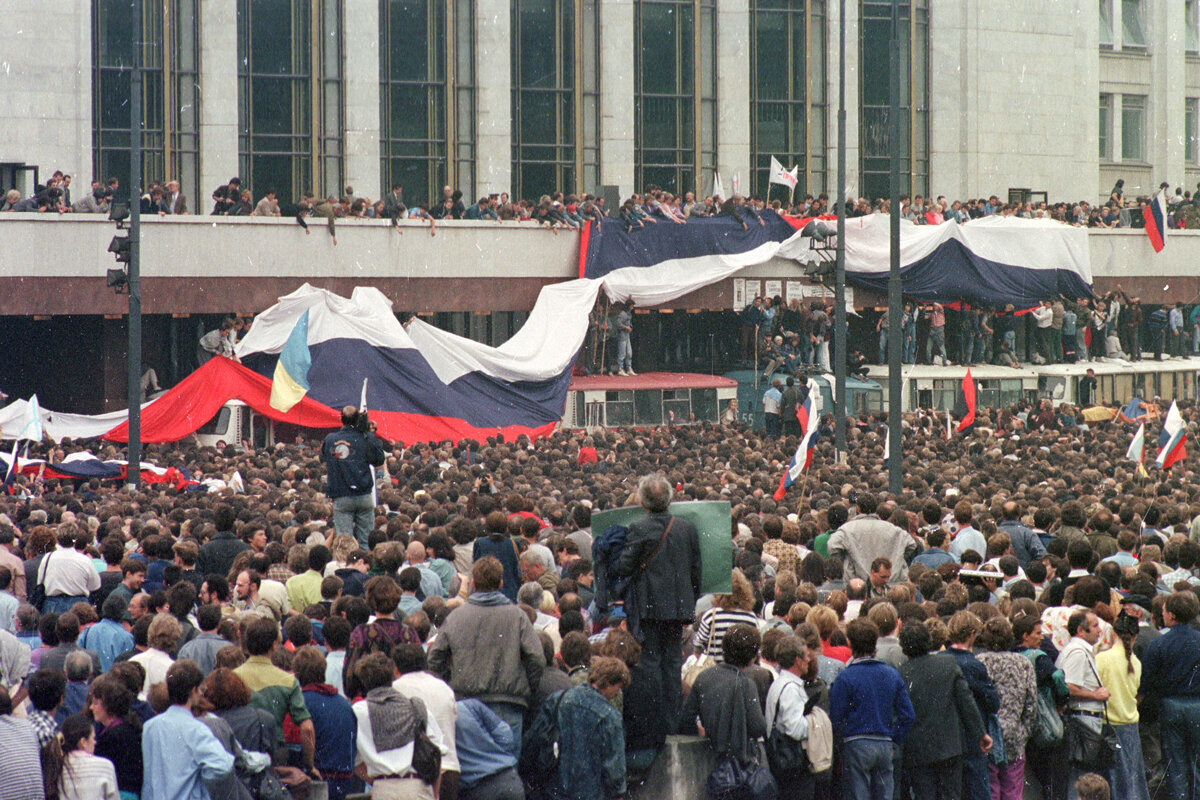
60, 751, 120, 800
0, 716, 43, 800
692, 608, 761, 662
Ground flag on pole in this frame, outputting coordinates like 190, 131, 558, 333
774, 379, 821, 501
16, 395, 44, 443
1156, 401, 1187, 469
769, 156, 799, 190
882, 424, 890, 465
3, 440, 17, 484
1145, 189, 1167, 253
1126, 423, 1145, 463
956, 369, 976, 432
360, 377, 369, 413
268, 309, 312, 412
946, 410, 952, 440
712, 172, 725, 202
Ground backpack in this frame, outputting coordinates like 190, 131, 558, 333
519, 690, 568, 792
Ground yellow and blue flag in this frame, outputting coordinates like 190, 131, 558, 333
269, 309, 312, 412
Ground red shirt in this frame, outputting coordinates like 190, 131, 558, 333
823, 641, 852, 664
577, 447, 598, 466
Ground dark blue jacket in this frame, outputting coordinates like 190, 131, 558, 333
829, 658, 915, 744
320, 427, 385, 498
948, 647, 1001, 717
1140, 624, 1200, 712
471, 535, 522, 602
301, 684, 357, 773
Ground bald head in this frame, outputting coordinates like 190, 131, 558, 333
406, 541, 426, 564
341, 406, 359, 426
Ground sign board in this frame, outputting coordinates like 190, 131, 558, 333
733, 278, 746, 310
591, 500, 733, 595
744, 280, 762, 304
764, 280, 782, 300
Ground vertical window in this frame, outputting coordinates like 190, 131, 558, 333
237, 0, 343, 208
93, 0, 199, 200
698, 0, 717, 194
511, 0, 576, 200
579, 0, 602, 193
1187, 98, 1199, 164
1099, 0, 1113, 47
750, 0, 806, 199
859, 0, 920, 201
379, 1, 473, 207
380, 0, 447, 208
1098, 93, 1112, 160
1188, 0, 1199, 53
1121, 0, 1145, 47
911, 0, 929, 197
1121, 94, 1145, 162
635, 0, 696, 195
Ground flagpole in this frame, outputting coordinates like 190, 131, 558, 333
886, 0, 903, 495
834, 0, 847, 465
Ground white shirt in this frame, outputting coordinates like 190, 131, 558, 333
41, 548, 101, 597
393, 672, 460, 772
353, 694, 448, 778
764, 669, 809, 741
130, 648, 175, 700
59, 751, 120, 800
1031, 306, 1053, 328
1056, 635, 1103, 720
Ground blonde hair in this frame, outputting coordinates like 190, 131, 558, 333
714, 570, 755, 612
806, 605, 839, 640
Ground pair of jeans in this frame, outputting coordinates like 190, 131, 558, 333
332, 492, 376, 548
44, 595, 88, 615
878, 329, 888, 363
841, 738, 894, 800
1108, 722, 1150, 800
484, 701, 525, 761
928, 327, 946, 362
764, 413, 780, 438
629, 620, 684, 747
987, 752, 1025, 800
616, 332, 632, 370
459, 767, 523, 800
1161, 696, 1200, 800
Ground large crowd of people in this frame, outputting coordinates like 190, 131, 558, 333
0, 391, 1193, 800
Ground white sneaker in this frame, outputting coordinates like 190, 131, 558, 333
618, 368, 629, 376
627, 368, 637, 376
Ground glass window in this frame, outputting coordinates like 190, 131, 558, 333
750, 1, 807, 198
1121, 0, 1145, 47
1099, 0, 1114, 46
1121, 94, 1145, 162
1098, 93, 1112, 160
511, 0, 577, 200
1187, 0, 1199, 52
1188, 98, 1199, 164
635, 0, 697, 195
93, 0, 200, 201
859, 0, 921, 201
237, 0, 342, 209
380, 0, 448, 209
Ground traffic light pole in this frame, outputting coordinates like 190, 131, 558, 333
126, 0, 142, 491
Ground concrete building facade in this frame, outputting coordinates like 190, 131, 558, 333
4, 0, 1194, 212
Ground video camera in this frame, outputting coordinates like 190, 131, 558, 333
354, 408, 371, 435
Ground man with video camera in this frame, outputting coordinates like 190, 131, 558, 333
321, 405, 386, 547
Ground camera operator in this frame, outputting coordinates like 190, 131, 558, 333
320, 405, 386, 547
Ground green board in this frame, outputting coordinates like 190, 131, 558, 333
591, 500, 734, 595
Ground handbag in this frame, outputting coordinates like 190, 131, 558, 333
765, 683, 808, 777
1020, 649, 1064, 748
409, 699, 443, 785
1065, 714, 1118, 770
683, 611, 717, 693
707, 755, 778, 800
29, 549, 52, 611
251, 768, 291, 800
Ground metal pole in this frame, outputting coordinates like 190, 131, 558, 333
834, 0, 847, 462
126, 0, 143, 491
886, 0, 902, 495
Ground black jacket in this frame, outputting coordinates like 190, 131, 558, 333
196, 530, 250, 579
614, 511, 701, 623
898, 651, 985, 766
320, 427, 385, 498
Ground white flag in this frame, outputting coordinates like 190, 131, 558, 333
712, 172, 725, 202
882, 424, 890, 464
769, 157, 799, 189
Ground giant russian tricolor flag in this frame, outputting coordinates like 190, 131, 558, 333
1156, 401, 1187, 470
1145, 190, 1167, 253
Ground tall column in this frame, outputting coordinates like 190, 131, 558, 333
828, 0, 861, 198
199, 0, 239, 201
600, 0, 636, 199
1150, 1, 1185, 181
475, 0, 512, 195
716, 0, 751, 192
343, 0, 381, 199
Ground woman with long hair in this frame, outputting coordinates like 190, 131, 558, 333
692, 569, 759, 662
1096, 612, 1151, 800
58, 713, 120, 800
90, 678, 142, 800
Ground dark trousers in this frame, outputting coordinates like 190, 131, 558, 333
1162, 696, 1200, 800
764, 413, 780, 438
782, 419, 800, 438
631, 620, 685, 746
902, 756, 962, 800
961, 750, 989, 800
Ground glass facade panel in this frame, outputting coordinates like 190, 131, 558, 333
511, 0, 576, 200
1188, 98, 1199, 164
1121, 0, 1145, 47
1099, 0, 1114, 46
93, 0, 199, 201
1099, 93, 1112, 160
1121, 94, 1145, 162
635, 0, 696, 195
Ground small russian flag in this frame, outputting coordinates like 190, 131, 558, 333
1145, 189, 1167, 254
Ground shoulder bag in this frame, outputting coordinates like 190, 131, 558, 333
682, 607, 717, 693
1064, 660, 1120, 770
765, 682, 808, 778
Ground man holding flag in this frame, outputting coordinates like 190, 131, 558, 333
320, 398, 386, 548
1156, 400, 1187, 471
774, 378, 821, 502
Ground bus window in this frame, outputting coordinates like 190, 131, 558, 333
605, 390, 634, 425
196, 406, 232, 436
916, 388, 932, 410
692, 389, 717, 422
1040, 376, 1066, 402
634, 390, 663, 425
1113, 374, 1133, 402
999, 379, 1024, 407
662, 389, 690, 424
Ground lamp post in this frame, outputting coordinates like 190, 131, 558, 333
886, 0, 902, 495
126, 0, 143, 491
833, 0, 847, 462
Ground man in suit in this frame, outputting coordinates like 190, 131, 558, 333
381, 183, 404, 220
614, 473, 701, 744
161, 180, 187, 214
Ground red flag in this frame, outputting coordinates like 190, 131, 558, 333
957, 368, 976, 432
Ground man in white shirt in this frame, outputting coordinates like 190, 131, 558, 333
392, 644, 460, 800
764, 636, 812, 797
40, 527, 100, 614
1056, 610, 1109, 790
1030, 301, 1054, 364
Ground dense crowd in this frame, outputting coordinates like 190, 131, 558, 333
0, 393, 1196, 800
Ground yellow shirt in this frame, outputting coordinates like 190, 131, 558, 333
1095, 640, 1141, 725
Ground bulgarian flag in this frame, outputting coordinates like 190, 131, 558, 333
1156, 401, 1187, 470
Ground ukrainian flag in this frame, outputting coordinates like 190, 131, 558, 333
269, 309, 312, 412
